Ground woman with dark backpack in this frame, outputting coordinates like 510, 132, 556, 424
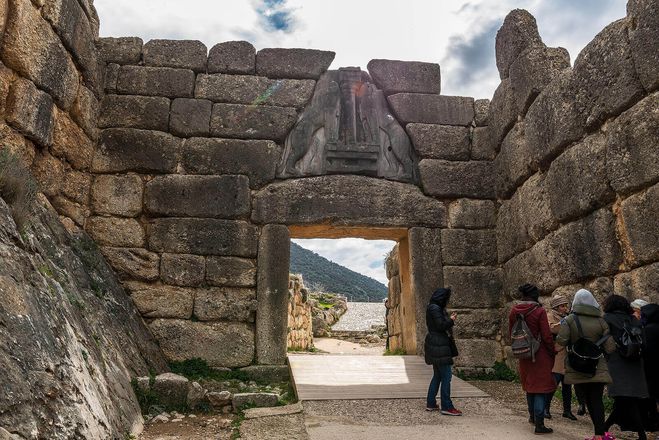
557, 289, 616, 440
641, 304, 659, 432
602, 295, 649, 440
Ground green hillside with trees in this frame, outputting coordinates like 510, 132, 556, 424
290, 242, 387, 302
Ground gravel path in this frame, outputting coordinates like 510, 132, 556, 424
331, 302, 385, 331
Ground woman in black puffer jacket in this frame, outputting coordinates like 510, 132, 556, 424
424, 288, 462, 416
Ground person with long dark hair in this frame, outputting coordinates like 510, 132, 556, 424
424, 288, 462, 416
641, 303, 659, 432
603, 295, 649, 440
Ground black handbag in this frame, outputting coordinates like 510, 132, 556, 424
567, 315, 609, 377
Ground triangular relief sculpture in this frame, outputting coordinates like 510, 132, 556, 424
277, 68, 418, 183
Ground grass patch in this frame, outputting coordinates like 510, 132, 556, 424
0, 149, 38, 232
383, 348, 406, 356
169, 358, 251, 383
317, 301, 334, 310
457, 361, 519, 382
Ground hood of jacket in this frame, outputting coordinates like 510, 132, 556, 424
511, 300, 540, 315
430, 288, 451, 308
642, 304, 659, 325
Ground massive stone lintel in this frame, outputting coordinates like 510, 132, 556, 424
277, 68, 418, 183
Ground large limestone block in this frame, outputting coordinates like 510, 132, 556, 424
387, 94, 474, 126
550, 278, 614, 306
148, 219, 258, 257
93, 128, 180, 173
143, 39, 207, 72
495, 9, 543, 79
145, 175, 250, 218
96, 37, 142, 65
451, 309, 501, 339
614, 263, 659, 304
1, 0, 79, 108
208, 41, 255, 74
6, 77, 53, 146
406, 124, 470, 160
620, 183, 659, 265
494, 123, 532, 199
473, 99, 490, 127
448, 199, 497, 230
443, 266, 503, 308
100, 247, 159, 281
31, 150, 63, 197
487, 79, 517, 148
60, 170, 91, 204
160, 253, 205, 287
169, 98, 212, 137
606, 93, 659, 195
194, 287, 257, 322
256, 48, 334, 79
454, 339, 501, 368
51, 108, 94, 170
152, 373, 190, 409
256, 225, 290, 364
572, 19, 645, 130
367, 59, 441, 95
87, 216, 145, 247
99, 95, 170, 131
206, 257, 257, 287
251, 175, 446, 227
116, 66, 195, 97
181, 137, 280, 189
125, 282, 194, 319
545, 134, 613, 222
419, 160, 494, 199
149, 319, 255, 367
104, 63, 119, 94
91, 174, 143, 217
441, 229, 497, 266
71, 85, 99, 141
627, 0, 659, 91
195, 74, 315, 108
471, 126, 496, 161
210, 103, 297, 141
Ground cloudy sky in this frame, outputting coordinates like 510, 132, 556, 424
94, 0, 626, 286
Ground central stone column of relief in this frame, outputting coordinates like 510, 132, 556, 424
277, 68, 418, 183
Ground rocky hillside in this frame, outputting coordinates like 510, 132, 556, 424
290, 242, 387, 302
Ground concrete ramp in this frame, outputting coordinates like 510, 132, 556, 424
289, 354, 488, 401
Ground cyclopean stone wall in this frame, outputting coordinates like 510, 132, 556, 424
287, 274, 313, 351
490, 4, 658, 359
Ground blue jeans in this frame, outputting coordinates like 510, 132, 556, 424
427, 363, 454, 410
527, 393, 547, 422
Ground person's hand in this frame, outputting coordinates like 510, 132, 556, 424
450, 312, 457, 321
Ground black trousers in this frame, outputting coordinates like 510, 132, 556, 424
606, 396, 648, 439
546, 373, 572, 413
574, 383, 606, 436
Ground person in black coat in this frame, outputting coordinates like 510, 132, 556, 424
424, 288, 462, 416
641, 303, 659, 431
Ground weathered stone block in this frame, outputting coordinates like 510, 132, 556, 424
627, 0, 659, 91
239, 365, 290, 383
208, 41, 255, 74
256, 225, 290, 364
406, 124, 469, 160
573, 19, 645, 130
251, 175, 447, 227
152, 373, 189, 409
160, 253, 205, 287
443, 266, 503, 308
232, 393, 278, 410
210, 103, 297, 141
194, 287, 257, 322
91, 174, 143, 217
487, 79, 517, 148
496, 172, 556, 263
495, 9, 543, 79
149, 319, 254, 368
367, 59, 441, 95
93, 128, 180, 173
71, 85, 99, 141
104, 63, 119, 94
620, 183, 659, 265
441, 230, 497, 266
0, 123, 35, 167
52, 196, 90, 226
1, 0, 79, 108
452, 309, 501, 339
419, 160, 494, 199
256, 48, 334, 79
125, 282, 193, 319
145, 175, 250, 218
99, 95, 170, 131
180, 137, 280, 188
454, 339, 501, 367
60, 170, 91, 204
169, 98, 212, 137
96, 37, 142, 65
116, 66, 195, 97
206, 257, 257, 287
473, 99, 490, 126
87, 216, 145, 247
51, 108, 94, 170
509, 46, 570, 115
448, 199, 497, 230
606, 93, 659, 195
31, 150, 63, 197
549, 278, 614, 305
471, 126, 496, 161
148, 219, 258, 257
195, 74, 315, 108
614, 263, 659, 304
494, 123, 532, 199
6, 77, 53, 146
387, 94, 474, 126
546, 133, 613, 222
100, 247, 159, 281
143, 39, 207, 72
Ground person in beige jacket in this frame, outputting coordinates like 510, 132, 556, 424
545, 295, 578, 420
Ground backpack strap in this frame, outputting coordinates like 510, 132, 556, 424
573, 314, 586, 339
520, 304, 539, 319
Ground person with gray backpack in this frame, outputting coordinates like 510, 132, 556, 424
508, 284, 556, 435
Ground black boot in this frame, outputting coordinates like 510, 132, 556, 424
562, 411, 577, 421
534, 419, 553, 435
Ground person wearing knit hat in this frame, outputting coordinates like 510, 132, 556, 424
545, 294, 578, 421
631, 299, 650, 321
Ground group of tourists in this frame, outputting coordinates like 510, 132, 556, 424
422, 284, 659, 440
